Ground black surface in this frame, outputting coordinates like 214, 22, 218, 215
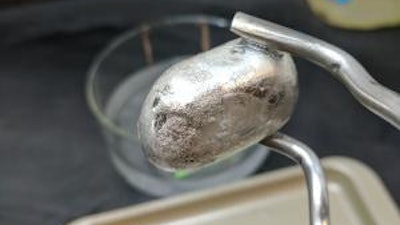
0, 1, 399, 224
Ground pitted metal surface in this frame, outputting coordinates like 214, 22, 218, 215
138, 38, 298, 171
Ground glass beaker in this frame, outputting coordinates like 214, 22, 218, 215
86, 15, 269, 196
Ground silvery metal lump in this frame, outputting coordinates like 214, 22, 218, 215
137, 11, 400, 225
138, 38, 298, 171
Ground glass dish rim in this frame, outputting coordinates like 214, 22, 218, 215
85, 14, 230, 138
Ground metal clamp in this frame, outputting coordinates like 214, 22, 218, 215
262, 134, 329, 225
232, 12, 400, 130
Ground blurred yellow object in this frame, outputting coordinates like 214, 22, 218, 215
307, 0, 400, 30
68, 157, 400, 225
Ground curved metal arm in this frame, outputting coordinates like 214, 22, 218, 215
261, 133, 330, 225
231, 12, 400, 130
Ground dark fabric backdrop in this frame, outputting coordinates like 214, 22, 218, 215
0, 0, 399, 224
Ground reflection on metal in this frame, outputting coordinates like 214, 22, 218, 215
141, 26, 154, 65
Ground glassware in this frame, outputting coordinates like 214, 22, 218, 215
86, 15, 269, 196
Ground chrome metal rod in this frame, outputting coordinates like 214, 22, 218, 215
232, 12, 400, 130
261, 133, 330, 225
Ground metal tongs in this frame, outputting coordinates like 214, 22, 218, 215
139, 12, 400, 225
232, 12, 400, 225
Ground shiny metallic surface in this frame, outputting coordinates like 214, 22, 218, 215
135, 12, 400, 225
261, 134, 330, 225
138, 38, 298, 171
232, 12, 400, 130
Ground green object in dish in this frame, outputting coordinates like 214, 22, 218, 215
174, 170, 190, 180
